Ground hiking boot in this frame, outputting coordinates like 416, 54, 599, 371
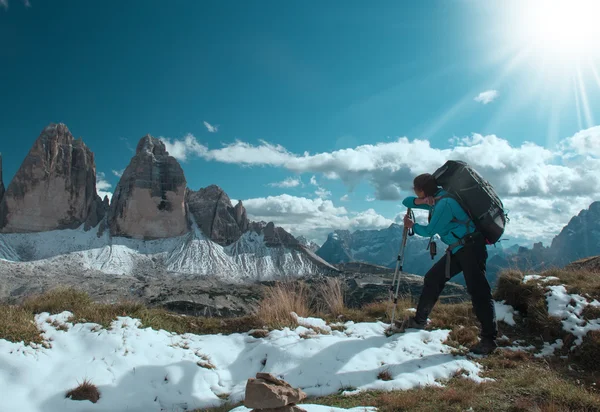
385, 316, 426, 336
469, 338, 498, 355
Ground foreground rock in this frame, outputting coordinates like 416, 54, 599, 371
0, 123, 105, 233
108, 135, 188, 239
187, 185, 249, 245
244, 373, 307, 411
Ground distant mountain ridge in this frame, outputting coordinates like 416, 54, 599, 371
316, 201, 600, 285
0, 123, 336, 281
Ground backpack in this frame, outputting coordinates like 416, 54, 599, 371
431, 160, 508, 245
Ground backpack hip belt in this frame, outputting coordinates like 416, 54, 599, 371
444, 232, 483, 279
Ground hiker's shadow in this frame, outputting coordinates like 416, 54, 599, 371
40, 360, 219, 412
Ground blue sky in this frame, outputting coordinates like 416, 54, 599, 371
2, 0, 600, 246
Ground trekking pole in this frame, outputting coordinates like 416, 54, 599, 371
388, 207, 412, 328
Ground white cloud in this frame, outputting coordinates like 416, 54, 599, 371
340, 194, 350, 202
159, 134, 207, 162
203, 121, 218, 133
158, 126, 600, 245
561, 125, 600, 157
474, 90, 499, 104
366, 195, 376, 202
268, 177, 302, 188
308, 175, 330, 199
112, 169, 124, 178
96, 172, 113, 202
189, 132, 600, 201
242, 194, 393, 244
315, 187, 331, 199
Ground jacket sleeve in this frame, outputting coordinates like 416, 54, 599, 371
413, 199, 454, 237
402, 196, 431, 210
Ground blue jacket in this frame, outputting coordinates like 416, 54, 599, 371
402, 189, 477, 254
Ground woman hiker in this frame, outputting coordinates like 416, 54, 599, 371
395, 173, 498, 355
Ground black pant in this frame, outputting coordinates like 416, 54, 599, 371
414, 237, 498, 340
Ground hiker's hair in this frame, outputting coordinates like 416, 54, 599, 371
413, 173, 438, 197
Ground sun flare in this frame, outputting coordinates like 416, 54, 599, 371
513, 0, 600, 62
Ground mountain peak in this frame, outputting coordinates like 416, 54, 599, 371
0, 123, 103, 233
136, 134, 168, 156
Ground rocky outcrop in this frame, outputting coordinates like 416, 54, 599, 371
250, 221, 299, 248
187, 185, 249, 245
0, 154, 5, 202
0, 123, 104, 233
108, 135, 188, 239
244, 373, 307, 411
550, 201, 600, 265
296, 236, 320, 253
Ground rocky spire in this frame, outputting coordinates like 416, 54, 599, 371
108, 134, 188, 239
0, 123, 103, 233
187, 185, 250, 245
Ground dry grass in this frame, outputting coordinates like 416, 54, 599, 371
65, 378, 100, 403
581, 305, 600, 321
22, 287, 93, 315
196, 354, 216, 370
0, 304, 43, 344
542, 268, 600, 300
377, 368, 393, 381
494, 270, 564, 341
493, 270, 543, 313
304, 356, 600, 412
572, 331, 600, 371
316, 277, 346, 317
1, 287, 262, 345
445, 325, 480, 348
254, 281, 312, 329
429, 302, 478, 330
249, 329, 269, 339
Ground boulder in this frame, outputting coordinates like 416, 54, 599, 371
244, 373, 306, 409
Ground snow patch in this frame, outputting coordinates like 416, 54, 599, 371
546, 285, 600, 346
535, 340, 564, 358
523, 274, 559, 283
494, 301, 518, 326
0, 314, 487, 412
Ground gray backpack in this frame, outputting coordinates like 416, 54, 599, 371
432, 160, 508, 245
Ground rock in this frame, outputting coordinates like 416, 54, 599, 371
250, 406, 307, 412
550, 201, 600, 265
243, 373, 306, 409
0, 123, 103, 233
250, 221, 299, 248
0, 154, 5, 202
187, 185, 249, 245
108, 135, 188, 239
296, 236, 320, 253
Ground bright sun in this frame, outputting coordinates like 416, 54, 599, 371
514, 0, 600, 62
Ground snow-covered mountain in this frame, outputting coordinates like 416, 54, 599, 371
315, 224, 528, 286
0, 123, 337, 282
0, 223, 336, 283
296, 236, 320, 253
316, 224, 435, 276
